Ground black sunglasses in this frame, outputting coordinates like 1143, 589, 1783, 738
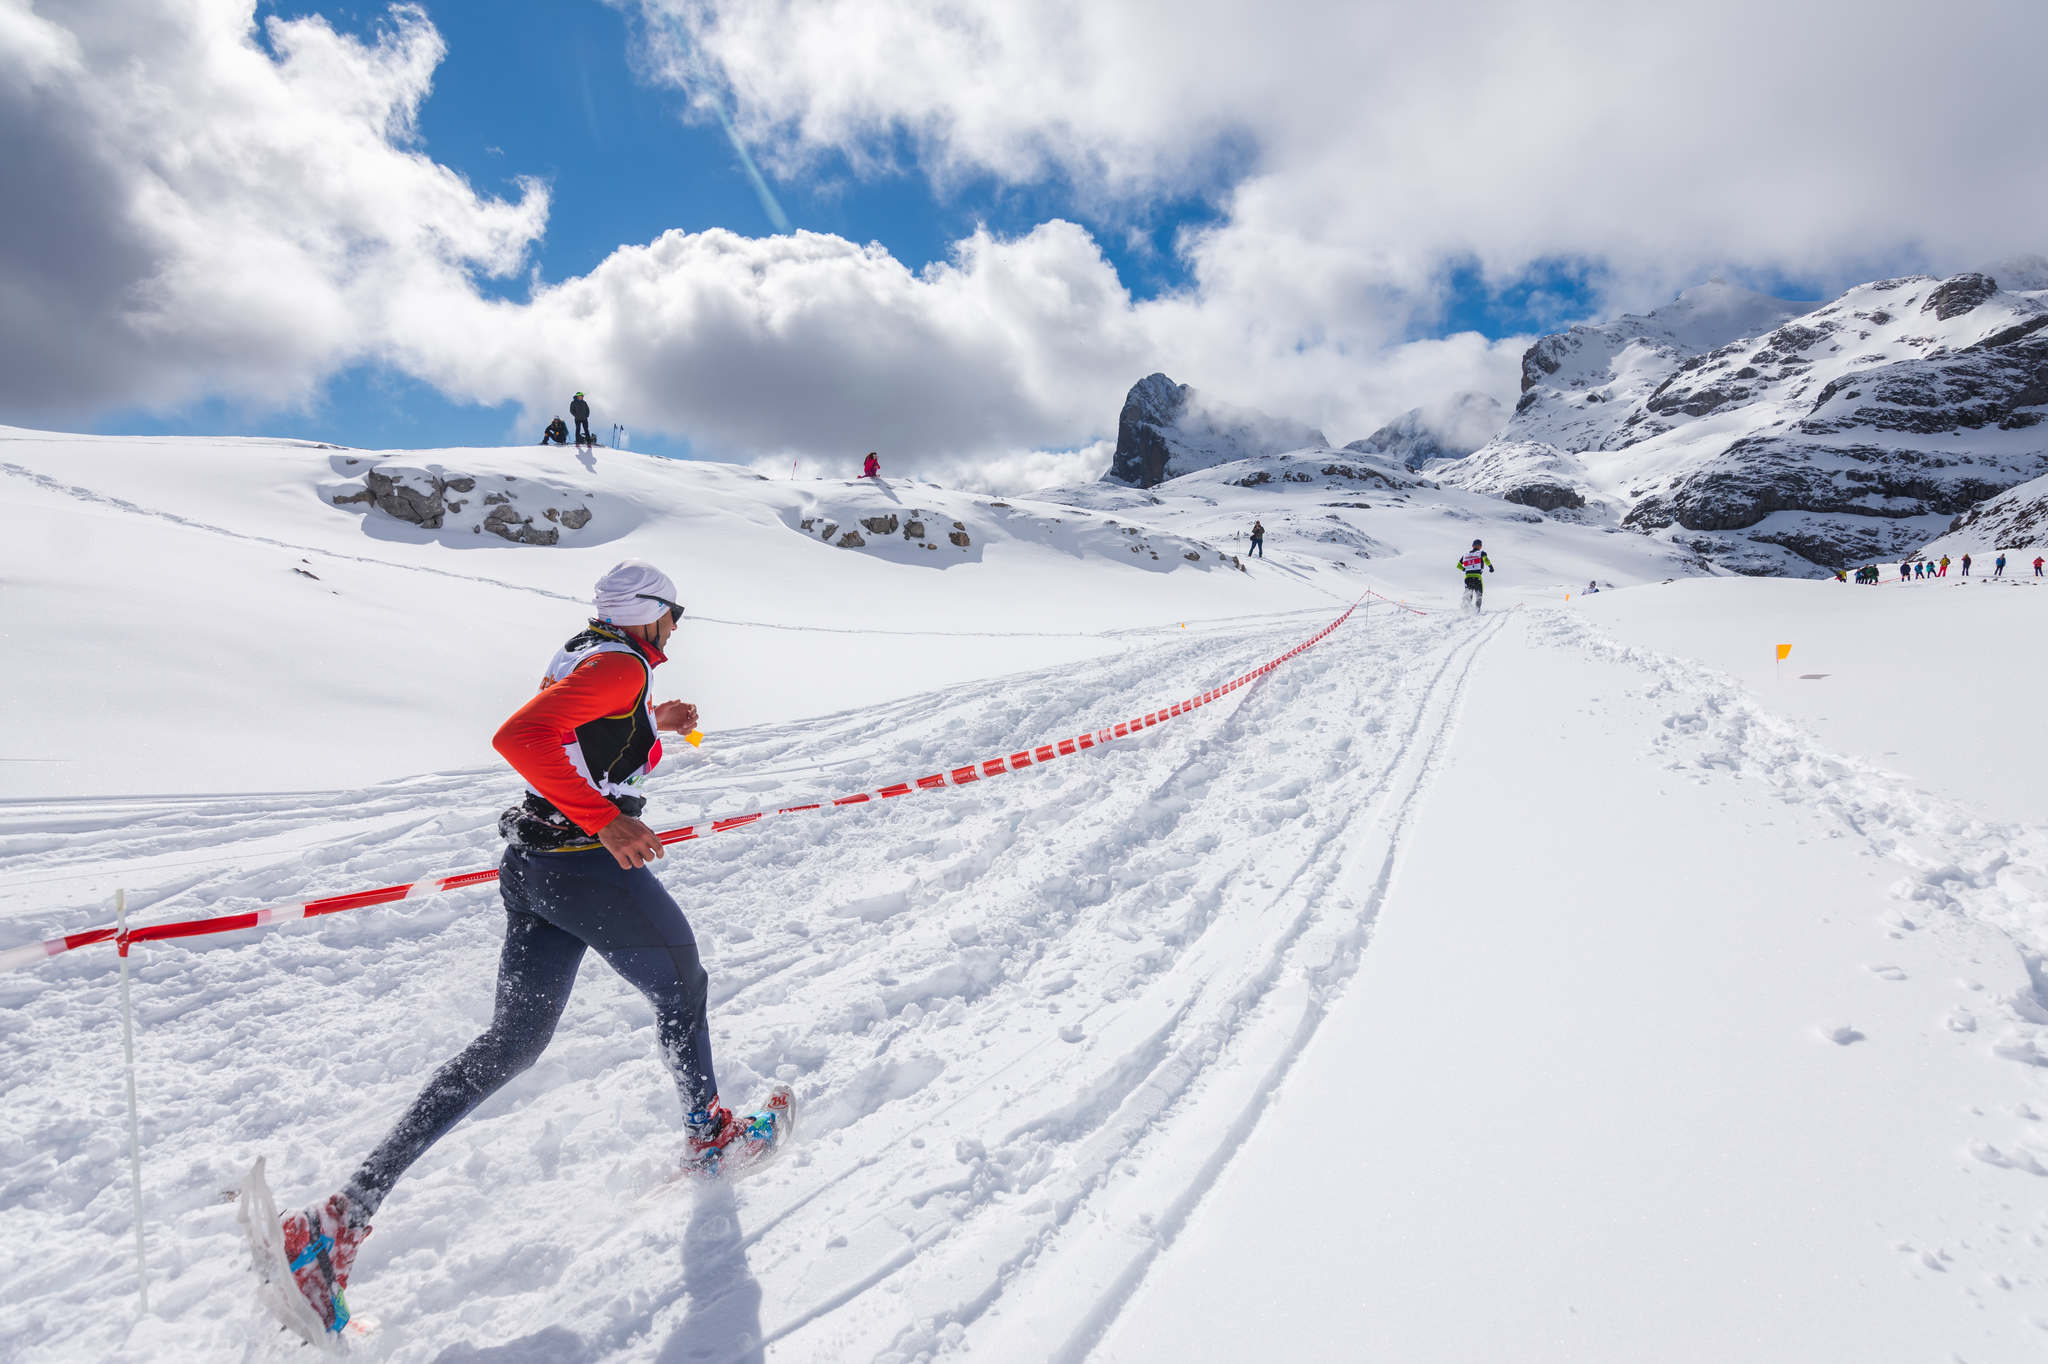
635, 593, 685, 625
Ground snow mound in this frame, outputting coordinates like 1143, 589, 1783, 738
0, 427, 1321, 798
784, 479, 1241, 572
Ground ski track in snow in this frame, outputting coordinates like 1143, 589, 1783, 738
0, 459, 585, 608
0, 601, 1498, 1362
8, 597, 2044, 1360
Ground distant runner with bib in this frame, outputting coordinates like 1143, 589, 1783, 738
1458, 539, 1493, 612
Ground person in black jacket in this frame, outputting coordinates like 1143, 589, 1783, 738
570, 392, 592, 445
541, 417, 568, 445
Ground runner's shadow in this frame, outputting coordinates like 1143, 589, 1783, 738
654, 1185, 764, 1364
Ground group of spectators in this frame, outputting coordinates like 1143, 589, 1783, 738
1845, 550, 2044, 584
540, 392, 595, 446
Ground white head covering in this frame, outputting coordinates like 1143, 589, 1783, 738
593, 559, 679, 626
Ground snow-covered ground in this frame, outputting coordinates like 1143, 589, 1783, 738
2, 430, 2044, 1362
0, 429, 1321, 798
1103, 598, 2048, 1364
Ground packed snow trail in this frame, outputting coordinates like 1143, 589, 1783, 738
1102, 608, 2048, 1363
13, 586, 2040, 1361
0, 601, 1494, 1361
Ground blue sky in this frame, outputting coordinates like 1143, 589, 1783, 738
86, 0, 1690, 459
95, 0, 1237, 457
54, 0, 1982, 475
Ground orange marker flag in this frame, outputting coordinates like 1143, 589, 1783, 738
684, 730, 704, 748
1775, 644, 1792, 660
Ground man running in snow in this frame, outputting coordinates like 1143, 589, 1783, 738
1458, 539, 1492, 611
274, 560, 774, 1334
570, 391, 592, 444
1250, 520, 1265, 557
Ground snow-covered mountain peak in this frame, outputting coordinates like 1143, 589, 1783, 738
1107, 373, 1327, 486
1645, 279, 1813, 352
1345, 392, 1507, 470
1513, 282, 1808, 417
1440, 271, 2048, 574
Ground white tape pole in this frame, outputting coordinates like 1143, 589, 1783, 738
115, 889, 149, 1315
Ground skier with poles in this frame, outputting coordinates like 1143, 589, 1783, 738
262, 560, 791, 1338
1458, 539, 1493, 612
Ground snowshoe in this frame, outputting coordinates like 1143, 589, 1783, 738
683, 1084, 795, 1180
237, 1158, 370, 1345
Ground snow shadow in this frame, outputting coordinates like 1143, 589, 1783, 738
429, 1324, 585, 1362
420, 1189, 763, 1363
656, 1186, 765, 1363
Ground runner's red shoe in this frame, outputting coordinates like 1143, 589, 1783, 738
685, 1087, 794, 1178
279, 1193, 370, 1333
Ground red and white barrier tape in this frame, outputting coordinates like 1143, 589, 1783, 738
3, 598, 1369, 974
1363, 588, 1428, 616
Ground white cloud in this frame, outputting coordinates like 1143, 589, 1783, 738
399, 221, 1156, 463
628, 0, 2048, 316
0, 0, 545, 414
14, 1, 2042, 488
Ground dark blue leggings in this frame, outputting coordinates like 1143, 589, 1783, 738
344, 846, 718, 1216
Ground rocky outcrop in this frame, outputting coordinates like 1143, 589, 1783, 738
1925, 469, 2048, 553
1110, 374, 1191, 486
799, 511, 971, 551
484, 503, 557, 545
1923, 272, 1998, 321
1502, 482, 1585, 512
1435, 273, 2048, 574
1107, 372, 1326, 487
328, 462, 594, 544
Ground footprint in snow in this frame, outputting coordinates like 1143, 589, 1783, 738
1866, 964, 1908, 981
1970, 1141, 2048, 1176
1823, 1024, 1866, 1045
